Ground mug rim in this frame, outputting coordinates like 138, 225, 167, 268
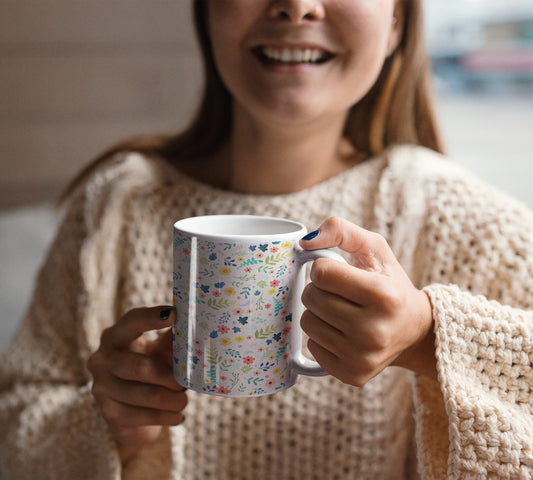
174, 215, 307, 241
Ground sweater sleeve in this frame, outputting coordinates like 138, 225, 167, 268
0, 164, 131, 479
406, 156, 533, 479
417, 284, 533, 479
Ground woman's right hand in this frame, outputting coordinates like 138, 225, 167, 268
87, 306, 187, 463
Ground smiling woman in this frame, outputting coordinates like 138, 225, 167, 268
2, 1, 533, 479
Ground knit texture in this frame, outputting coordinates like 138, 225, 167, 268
1, 145, 533, 479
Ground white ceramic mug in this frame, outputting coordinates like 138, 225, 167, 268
172, 215, 346, 397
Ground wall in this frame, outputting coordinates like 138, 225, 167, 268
0, 0, 201, 209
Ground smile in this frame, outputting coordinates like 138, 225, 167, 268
254, 46, 334, 65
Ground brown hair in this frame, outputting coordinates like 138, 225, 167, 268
60, 0, 443, 202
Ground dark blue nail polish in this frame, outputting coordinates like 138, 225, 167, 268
302, 230, 320, 241
160, 308, 173, 320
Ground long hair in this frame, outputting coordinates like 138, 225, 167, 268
60, 0, 443, 202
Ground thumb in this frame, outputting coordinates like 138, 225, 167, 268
299, 216, 393, 272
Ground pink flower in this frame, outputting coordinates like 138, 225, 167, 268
265, 304, 272, 309
213, 291, 222, 297
283, 327, 292, 335
217, 325, 230, 334
270, 279, 281, 287
216, 386, 231, 395
270, 247, 279, 253
244, 267, 252, 274
243, 356, 255, 365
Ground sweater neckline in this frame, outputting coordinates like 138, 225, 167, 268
151, 149, 391, 202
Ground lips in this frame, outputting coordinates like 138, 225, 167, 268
253, 46, 334, 65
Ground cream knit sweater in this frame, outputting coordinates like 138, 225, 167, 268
1, 145, 533, 480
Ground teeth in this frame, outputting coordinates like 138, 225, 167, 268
261, 47, 328, 64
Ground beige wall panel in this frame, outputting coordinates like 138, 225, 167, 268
0, 114, 191, 205
1, 51, 202, 119
0, 0, 194, 47
0, 0, 204, 208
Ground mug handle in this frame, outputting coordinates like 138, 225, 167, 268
292, 248, 348, 377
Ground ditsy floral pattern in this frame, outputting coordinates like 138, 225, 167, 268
173, 232, 299, 397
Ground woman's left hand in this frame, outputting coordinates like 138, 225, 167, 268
299, 217, 437, 386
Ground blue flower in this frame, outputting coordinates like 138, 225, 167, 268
209, 253, 217, 261
209, 330, 219, 339
192, 356, 200, 365
273, 332, 282, 342
200, 284, 210, 293
232, 326, 242, 333
258, 244, 269, 252
285, 314, 293, 322
249, 245, 257, 252
214, 282, 226, 289
237, 317, 249, 325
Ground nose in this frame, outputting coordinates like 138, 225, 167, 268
268, 0, 325, 23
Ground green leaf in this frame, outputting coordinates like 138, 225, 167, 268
241, 257, 261, 267
207, 298, 231, 310
207, 344, 221, 365
254, 325, 277, 339
264, 252, 289, 266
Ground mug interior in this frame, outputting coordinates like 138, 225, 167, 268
175, 215, 306, 239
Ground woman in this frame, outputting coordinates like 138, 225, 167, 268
1, 0, 533, 478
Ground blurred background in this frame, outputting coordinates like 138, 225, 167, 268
1, 0, 532, 353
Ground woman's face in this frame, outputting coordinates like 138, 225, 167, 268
207, 0, 404, 128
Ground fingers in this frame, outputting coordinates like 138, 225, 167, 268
94, 375, 188, 413
100, 398, 186, 428
301, 309, 342, 347
105, 349, 183, 391
300, 216, 394, 272
306, 257, 383, 306
104, 306, 176, 350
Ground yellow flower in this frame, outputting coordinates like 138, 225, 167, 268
273, 367, 281, 375
224, 287, 236, 296
237, 257, 244, 262
220, 267, 232, 275
269, 355, 275, 361
220, 337, 232, 346
174, 328, 183, 338
281, 241, 292, 249
268, 288, 276, 295
235, 336, 245, 343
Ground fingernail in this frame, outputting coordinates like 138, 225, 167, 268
160, 308, 174, 320
302, 230, 320, 241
